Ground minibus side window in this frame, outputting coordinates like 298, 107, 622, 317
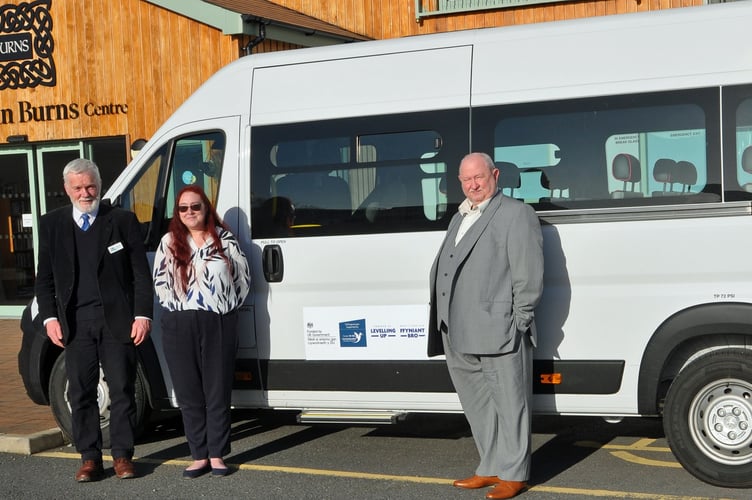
116, 131, 226, 250
355, 130, 445, 225
734, 98, 752, 193
604, 129, 707, 199
118, 144, 166, 224
268, 136, 351, 233
251, 116, 463, 238
719, 85, 752, 200
476, 89, 721, 210
164, 133, 225, 220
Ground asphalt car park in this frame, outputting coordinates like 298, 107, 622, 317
2, 410, 748, 499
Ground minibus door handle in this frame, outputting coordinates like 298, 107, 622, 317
262, 244, 284, 282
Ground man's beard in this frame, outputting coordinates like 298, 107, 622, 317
74, 196, 100, 214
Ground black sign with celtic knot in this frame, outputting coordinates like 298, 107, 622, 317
0, 0, 55, 90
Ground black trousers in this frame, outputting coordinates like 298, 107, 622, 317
161, 309, 238, 459
65, 317, 137, 461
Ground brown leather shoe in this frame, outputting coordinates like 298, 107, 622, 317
453, 475, 502, 489
75, 460, 104, 482
485, 480, 528, 499
113, 457, 136, 479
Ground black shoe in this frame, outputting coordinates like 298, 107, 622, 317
211, 466, 230, 477
182, 464, 211, 479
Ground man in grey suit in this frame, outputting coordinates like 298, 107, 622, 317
428, 152, 544, 499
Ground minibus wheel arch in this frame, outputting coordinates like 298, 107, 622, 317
637, 302, 752, 416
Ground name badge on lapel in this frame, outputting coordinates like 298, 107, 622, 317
108, 242, 124, 254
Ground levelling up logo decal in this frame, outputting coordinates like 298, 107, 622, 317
339, 319, 367, 348
0, 0, 55, 89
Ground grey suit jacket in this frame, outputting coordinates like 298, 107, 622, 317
428, 192, 544, 356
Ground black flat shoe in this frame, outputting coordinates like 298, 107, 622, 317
211, 466, 230, 477
182, 464, 211, 479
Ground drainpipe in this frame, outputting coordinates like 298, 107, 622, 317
243, 22, 267, 56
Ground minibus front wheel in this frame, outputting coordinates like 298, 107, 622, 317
663, 348, 752, 488
48, 352, 150, 448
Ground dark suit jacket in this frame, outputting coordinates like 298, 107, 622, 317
34, 203, 153, 344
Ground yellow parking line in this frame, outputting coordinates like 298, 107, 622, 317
236, 462, 451, 484
35, 451, 729, 499
610, 450, 683, 468
575, 439, 671, 452
531, 485, 732, 499
575, 438, 682, 467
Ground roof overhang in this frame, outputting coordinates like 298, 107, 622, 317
145, 0, 370, 47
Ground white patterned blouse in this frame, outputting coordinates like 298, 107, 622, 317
153, 227, 250, 314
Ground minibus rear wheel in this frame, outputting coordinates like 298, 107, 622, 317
48, 352, 149, 448
663, 348, 752, 488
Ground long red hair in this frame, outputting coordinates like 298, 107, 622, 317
168, 185, 230, 293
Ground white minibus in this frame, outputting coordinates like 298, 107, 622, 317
19, 2, 752, 488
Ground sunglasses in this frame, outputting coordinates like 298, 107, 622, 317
177, 202, 203, 213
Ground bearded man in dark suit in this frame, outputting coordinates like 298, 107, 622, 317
35, 158, 153, 482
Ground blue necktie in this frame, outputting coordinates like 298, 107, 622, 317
81, 214, 90, 231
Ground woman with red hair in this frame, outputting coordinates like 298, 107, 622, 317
153, 185, 250, 478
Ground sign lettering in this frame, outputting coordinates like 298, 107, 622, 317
0, 1, 56, 89
0, 33, 32, 61
0, 100, 128, 125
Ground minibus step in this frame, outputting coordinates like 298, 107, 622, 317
296, 410, 406, 425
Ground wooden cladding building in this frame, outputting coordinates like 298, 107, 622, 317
251, 0, 706, 38
0, 0, 368, 146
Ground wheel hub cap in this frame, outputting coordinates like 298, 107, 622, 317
691, 379, 752, 464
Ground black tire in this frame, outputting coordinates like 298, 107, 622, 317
48, 352, 150, 449
663, 348, 752, 488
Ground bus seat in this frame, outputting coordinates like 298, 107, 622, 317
611, 153, 642, 198
366, 180, 408, 214
742, 147, 752, 192
535, 168, 550, 190
357, 169, 422, 224
255, 196, 295, 237
276, 173, 351, 229
652, 158, 676, 196
496, 161, 521, 197
522, 167, 563, 203
675, 161, 697, 193
437, 175, 447, 218
276, 173, 351, 210
539, 166, 569, 201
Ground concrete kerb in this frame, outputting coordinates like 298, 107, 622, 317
0, 428, 67, 454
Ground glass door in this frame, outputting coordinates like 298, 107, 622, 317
0, 144, 82, 315
0, 140, 124, 316
0, 148, 36, 313
36, 144, 84, 214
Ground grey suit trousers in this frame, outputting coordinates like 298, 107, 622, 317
442, 331, 533, 481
